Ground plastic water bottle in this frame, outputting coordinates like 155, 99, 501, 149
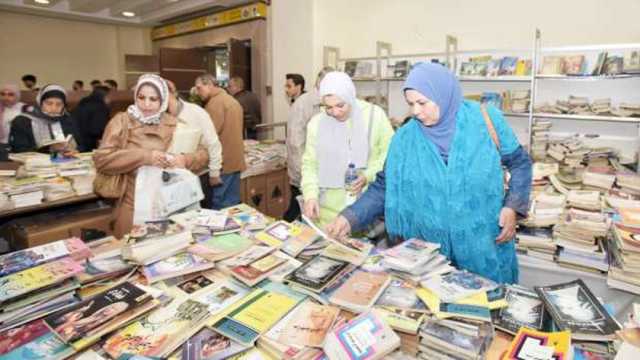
344, 163, 358, 205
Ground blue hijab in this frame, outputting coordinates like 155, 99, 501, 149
402, 62, 463, 160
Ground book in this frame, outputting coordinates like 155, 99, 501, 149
192, 279, 250, 315
187, 233, 254, 262
375, 278, 426, 311
44, 282, 151, 343
499, 57, 518, 76
0, 257, 83, 304
329, 270, 390, 313
277, 300, 340, 348
103, 298, 211, 358
535, 279, 621, 341
420, 269, 498, 303
285, 256, 349, 293
213, 289, 301, 346
121, 221, 192, 265
142, 252, 214, 284
323, 311, 400, 360
502, 327, 571, 360
279, 222, 321, 257
541, 56, 565, 75
255, 221, 294, 248
495, 285, 549, 334
0, 320, 74, 360
0, 238, 90, 277
220, 245, 275, 268
418, 319, 493, 360
592, 52, 608, 75
181, 327, 250, 360
230, 253, 288, 287
383, 238, 441, 273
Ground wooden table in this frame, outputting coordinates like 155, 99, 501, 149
0, 193, 99, 219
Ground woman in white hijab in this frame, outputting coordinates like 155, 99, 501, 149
93, 74, 208, 238
0, 84, 24, 144
300, 71, 394, 226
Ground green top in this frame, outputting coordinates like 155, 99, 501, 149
301, 100, 394, 226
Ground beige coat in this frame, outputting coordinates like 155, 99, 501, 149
204, 87, 246, 174
93, 112, 208, 238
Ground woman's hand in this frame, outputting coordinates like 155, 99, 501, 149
496, 207, 517, 243
169, 154, 187, 168
325, 215, 352, 239
150, 151, 169, 168
350, 174, 368, 195
303, 198, 320, 220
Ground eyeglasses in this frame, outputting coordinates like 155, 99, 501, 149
0, 92, 16, 96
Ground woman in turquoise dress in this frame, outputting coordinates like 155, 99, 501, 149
326, 62, 532, 284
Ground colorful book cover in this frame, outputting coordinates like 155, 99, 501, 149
255, 221, 293, 248
285, 256, 349, 292
0, 257, 83, 303
76, 255, 133, 284
0, 238, 90, 277
279, 222, 321, 257
222, 246, 274, 268
188, 233, 254, 262
0, 320, 73, 360
420, 269, 498, 303
374, 279, 426, 310
193, 280, 250, 314
142, 253, 214, 283
103, 298, 210, 359
329, 270, 390, 312
181, 327, 249, 360
44, 282, 150, 343
277, 301, 339, 348
323, 311, 400, 360
503, 328, 571, 360
214, 289, 299, 345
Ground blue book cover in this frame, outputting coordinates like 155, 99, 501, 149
214, 318, 260, 346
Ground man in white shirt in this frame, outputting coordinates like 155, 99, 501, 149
166, 80, 223, 207
283, 67, 334, 221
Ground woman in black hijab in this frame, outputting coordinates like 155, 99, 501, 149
9, 84, 77, 153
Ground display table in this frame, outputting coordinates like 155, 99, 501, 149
518, 254, 638, 319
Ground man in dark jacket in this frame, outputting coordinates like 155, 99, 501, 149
227, 76, 261, 140
72, 86, 111, 152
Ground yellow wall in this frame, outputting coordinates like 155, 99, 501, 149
0, 11, 152, 90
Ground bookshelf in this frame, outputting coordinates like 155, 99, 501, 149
326, 31, 640, 169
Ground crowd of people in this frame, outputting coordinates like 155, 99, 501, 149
0, 62, 532, 283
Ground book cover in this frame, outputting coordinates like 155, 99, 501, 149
420, 269, 498, 303
214, 289, 299, 345
44, 282, 150, 343
222, 245, 274, 268
193, 280, 250, 314
0, 237, 89, 277
280, 222, 321, 257
255, 221, 293, 248
495, 285, 549, 334
503, 327, 571, 360
0, 257, 83, 304
277, 301, 339, 348
142, 253, 214, 283
419, 319, 492, 359
329, 270, 390, 313
103, 298, 210, 359
181, 327, 249, 360
0, 320, 74, 360
76, 255, 133, 284
499, 57, 518, 76
383, 238, 440, 271
188, 233, 254, 262
323, 311, 400, 360
285, 256, 349, 292
535, 279, 621, 341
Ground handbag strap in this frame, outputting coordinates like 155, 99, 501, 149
480, 104, 501, 152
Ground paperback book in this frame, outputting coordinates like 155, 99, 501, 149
142, 252, 215, 284
420, 269, 498, 303
181, 327, 250, 360
494, 285, 550, 334
329, 270, 391, 313
277, 300, 340, 348
0, 237, 90, 277
285, 256, 350, 293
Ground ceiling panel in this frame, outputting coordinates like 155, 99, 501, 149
0, 0, 254, 25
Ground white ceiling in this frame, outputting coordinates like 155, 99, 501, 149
0, 0, 253, 26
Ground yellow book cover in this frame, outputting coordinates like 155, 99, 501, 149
416, 287, 493, 319
255, 221, 293, 248
232, 292, 297, 333
503, 327, 571, 360
250, 254, 287, 273
515, 60, 527, 76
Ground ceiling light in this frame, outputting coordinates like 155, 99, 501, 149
122, 11, 136, 17
34, 0, 50, 4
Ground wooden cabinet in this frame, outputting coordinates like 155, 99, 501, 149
240, 168, 289, 219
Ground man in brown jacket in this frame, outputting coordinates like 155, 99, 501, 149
195, 74, 246, 209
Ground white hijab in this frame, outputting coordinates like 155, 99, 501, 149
316, 71, 370, 188
127, 74, 169, 125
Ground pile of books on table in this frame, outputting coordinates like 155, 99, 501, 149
242, 140, 287, 178
0, 201, 631, 359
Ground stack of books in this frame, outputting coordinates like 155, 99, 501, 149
608, 210, 640, 294
417, 318, 494, 360
530, 119, 552, 161
554, 207, 610, 273
242, 140, 287, 179
381, 238, 453, 283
